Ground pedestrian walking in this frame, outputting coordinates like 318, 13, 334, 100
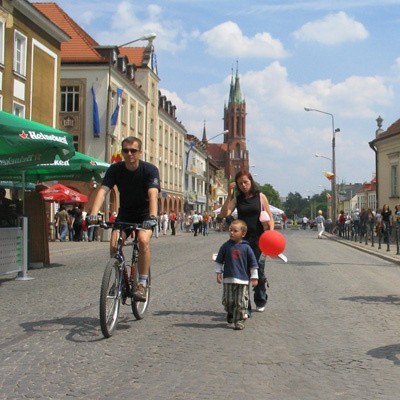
315, 210, 325, 239
192, 211, 200, 236
169, 210, 176, 235
219, 169, 274, 315
55, 206, 69, 241
161, 212, 168, 235
215, 219, 259, 330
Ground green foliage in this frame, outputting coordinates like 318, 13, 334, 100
258, 183, 281, 208
283, 190, 330, 218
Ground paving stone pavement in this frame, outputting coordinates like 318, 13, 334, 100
0, 228, 399, 399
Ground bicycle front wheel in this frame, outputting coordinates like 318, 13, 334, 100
131, 267, 151, 320
99, 258, 121, 338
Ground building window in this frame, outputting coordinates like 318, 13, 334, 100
14, 31, 27, 76
138, 109, 143, 134
391, 165, 398, 197
130, 103, 136, 131
0, 20, 4, 65
60, 86, 80, 112
13, 102, 25, 118
121, 98, 126, 124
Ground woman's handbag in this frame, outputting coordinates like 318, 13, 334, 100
259, 193, 270, 223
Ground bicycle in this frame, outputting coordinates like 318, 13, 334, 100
92, 221, 151, 338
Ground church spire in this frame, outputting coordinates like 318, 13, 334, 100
202, 120, 207, 144
228, 67, 235, 104
233, 60, 242, 104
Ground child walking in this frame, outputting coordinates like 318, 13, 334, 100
215, 219, 259, 330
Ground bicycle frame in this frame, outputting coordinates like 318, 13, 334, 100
96, 221, 151, 338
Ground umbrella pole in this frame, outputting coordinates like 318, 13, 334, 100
22, 170, 26, 215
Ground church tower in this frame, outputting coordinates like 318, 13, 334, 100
223, 64, 249, 179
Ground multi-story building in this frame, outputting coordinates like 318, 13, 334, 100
35, 3, 185, 216
0, 0, 69, 265
184, 134, 207, 213
0, 0, 68, 121
369, 115, 399, 211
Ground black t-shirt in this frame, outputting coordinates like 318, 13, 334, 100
102, 160, 160, 220
236, 192, 263, 258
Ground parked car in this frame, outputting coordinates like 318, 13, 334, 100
273, 215, 283, 229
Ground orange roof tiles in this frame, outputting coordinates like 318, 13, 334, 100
33, 2, 105, 63
119, 48, 146, 67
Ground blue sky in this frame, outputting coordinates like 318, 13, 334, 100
42, 0, 400, 198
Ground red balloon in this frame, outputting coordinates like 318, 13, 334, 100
258, 230, 286, 257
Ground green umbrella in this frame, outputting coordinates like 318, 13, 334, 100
0, 110, 75, 169
0, 180, 36, 190
0, 151, 110, 183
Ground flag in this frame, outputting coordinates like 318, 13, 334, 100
111, 149, 123, 164
91, 86, 100, 137
185, 141, 196, 170
323, 171, 335, 181
110, 88, 123, 126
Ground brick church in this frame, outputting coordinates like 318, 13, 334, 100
203, 66, 249, 180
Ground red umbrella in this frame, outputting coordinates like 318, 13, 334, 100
40, 183, 88, 203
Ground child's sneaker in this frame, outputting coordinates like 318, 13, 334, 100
234, 320, 245, 330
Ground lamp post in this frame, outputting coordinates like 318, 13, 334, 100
105, 33, 157, 165
305, 107, 340, 224
102, 33, 156, 237
205, 130, 229, 212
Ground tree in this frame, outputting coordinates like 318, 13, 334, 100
284, 192, 308, 219
258, 183, 281, 208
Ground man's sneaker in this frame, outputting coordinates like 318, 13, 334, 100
226, 313, 234, 327
234, 320, 245, 330
133, 284, 147, 302
256, 306, 265, 312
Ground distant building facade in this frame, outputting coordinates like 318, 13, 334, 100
206, 66, 249, 181
369, 115, 400, 211
35, 3, 185, 216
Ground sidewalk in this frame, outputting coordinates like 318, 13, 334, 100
325, 232, 400, 265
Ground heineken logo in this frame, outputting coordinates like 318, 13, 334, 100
19, 130, 69, 144
0, 153, 42, 167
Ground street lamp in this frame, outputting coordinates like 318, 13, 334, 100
205, 130, 229, 212
305, 107, 340, 224
315, 153, 332, 162
102, 33, 156, 233
105, 33, 157, 164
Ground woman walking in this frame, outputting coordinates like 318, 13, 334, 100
219, 170, 274, 315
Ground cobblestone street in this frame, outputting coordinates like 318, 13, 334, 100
0, 229, 399, 399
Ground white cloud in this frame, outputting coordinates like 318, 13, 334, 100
293, 11, 369, 44
95, 1, 189, 52
161, 62, 392, 195
200, 21, 288, 58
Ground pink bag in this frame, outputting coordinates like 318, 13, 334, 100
259, 193, 270, 223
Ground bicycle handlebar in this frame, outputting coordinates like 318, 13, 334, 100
88, 221, 145, 230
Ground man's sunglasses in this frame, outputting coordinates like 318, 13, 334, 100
122, 148, 139, 154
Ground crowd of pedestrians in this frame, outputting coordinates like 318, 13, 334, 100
308, 204, 400, 253
54, 204, 103, 242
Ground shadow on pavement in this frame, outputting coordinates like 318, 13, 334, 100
339, 294, 400, 305
367, 344, 400, 365
20, 316, 104, 343
154, 310, 223, 317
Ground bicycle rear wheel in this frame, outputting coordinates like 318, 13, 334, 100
99, 257, 121, 338
131, 265, 151, 320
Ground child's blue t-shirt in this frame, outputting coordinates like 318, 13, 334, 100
215, 239, 258, 283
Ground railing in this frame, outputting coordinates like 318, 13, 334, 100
332, 219, 400, 255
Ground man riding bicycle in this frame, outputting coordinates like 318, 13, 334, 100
89, 136, 160, 302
